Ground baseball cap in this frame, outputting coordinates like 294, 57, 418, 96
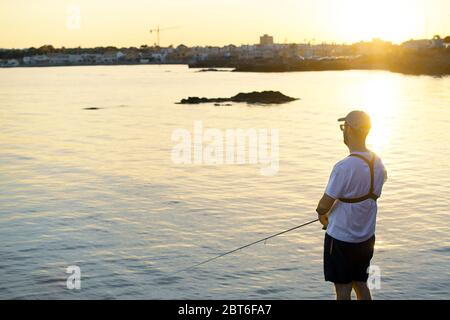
338, 110, 371, 130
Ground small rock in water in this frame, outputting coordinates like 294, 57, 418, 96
214, 103, 233, 106
197, 68, 229, 72
177, 91, 298, 105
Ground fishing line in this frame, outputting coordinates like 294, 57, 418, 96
173, 218, 320, 275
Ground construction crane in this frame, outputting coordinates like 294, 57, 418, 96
149, 25, 180, 47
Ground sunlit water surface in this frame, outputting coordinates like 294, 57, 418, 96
0, 65, 449, 299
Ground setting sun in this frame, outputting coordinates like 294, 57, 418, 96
331, 0, 427, 43
0, 0, 448, 47
359, 74, 400, 153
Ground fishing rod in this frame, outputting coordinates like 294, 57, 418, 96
173, 218, 320, 275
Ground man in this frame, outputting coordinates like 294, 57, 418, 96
316, 110, 387, 300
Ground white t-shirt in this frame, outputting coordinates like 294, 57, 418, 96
325, 151, 387, 243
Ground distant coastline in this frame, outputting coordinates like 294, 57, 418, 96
2, 56, 447, 77
1, 37, 449, 76
191, 51, 450, 76
0, 61, 185, 68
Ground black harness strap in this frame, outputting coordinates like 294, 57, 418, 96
338, 152, 379, 203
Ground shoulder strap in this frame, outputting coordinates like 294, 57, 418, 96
339, 152, 379, 203
349, 153, 375, 195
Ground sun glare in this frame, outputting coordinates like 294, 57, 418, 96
363, 76, 399, 154
334, 0, 425, 43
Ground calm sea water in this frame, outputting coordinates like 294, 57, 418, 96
0, 65, 449, 299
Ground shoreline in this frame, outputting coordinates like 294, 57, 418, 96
1, 60, 449, 78
0, 62, 186, 69
190, 54, 450, 77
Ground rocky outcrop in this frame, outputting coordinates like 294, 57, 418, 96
197, 68, 230, 72
178, 91, 298, 105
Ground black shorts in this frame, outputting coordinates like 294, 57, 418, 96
324, 233, 375, 284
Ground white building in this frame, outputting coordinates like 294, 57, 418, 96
23, 54, 49, 65
102, 52, 118, 63
81, 54, 103, 64
68, 54, 83, 64
7, 59, 19, 67
150, 52, 167, 62
116, 51, 125, 60
48, 54, 71, 64
0, 59, 19, 67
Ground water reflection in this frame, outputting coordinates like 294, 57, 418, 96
0, 66, 449, 299
354, 73, 401, 154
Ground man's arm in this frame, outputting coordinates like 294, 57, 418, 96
316, 193, 336, 227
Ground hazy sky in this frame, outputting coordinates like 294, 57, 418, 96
1, 0, 449, 48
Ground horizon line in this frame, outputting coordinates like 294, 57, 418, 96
2, 35, 448, 51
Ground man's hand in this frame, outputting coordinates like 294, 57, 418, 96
318, 213, 329, 229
